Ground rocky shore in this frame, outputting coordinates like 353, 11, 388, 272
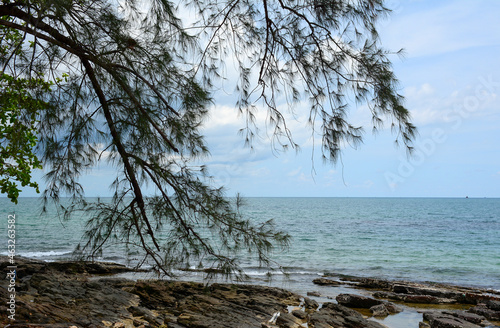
313, 275, 500, 328
1, 257, 499, 328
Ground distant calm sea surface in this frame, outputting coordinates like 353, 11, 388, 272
2, 197, 499, 292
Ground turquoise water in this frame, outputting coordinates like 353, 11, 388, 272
1, 197, 499, 291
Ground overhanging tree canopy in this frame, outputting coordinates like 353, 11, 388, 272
0, 0, 416, 276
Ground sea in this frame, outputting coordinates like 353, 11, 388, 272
2, 197, 500, 327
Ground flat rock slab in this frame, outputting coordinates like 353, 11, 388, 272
310, 302, 389, 328
469, 305, 500, 321
322, 273, 500, 305
1, 258, 394, 328
423, 312, 482, 328
374, 291, 457, 304
0, 258, 302, 328
313, 278, 342, 286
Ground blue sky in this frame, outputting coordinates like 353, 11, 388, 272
198, 0, 500, 198
15, 0, 500, 198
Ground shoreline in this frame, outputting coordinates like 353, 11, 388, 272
1, 257, 499, 328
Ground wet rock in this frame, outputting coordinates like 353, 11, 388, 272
320, 273, 500, 306
0, 257, 304, 328
309, 302, 389, 328
336, 293, 383, 308
487, 300, 500, 311
307, 291, 321, 297
468, 304, 500, 321
392, 284, 462, 299
313, 278, 341, 286
356, 278, 392, 290
46, 260, 137, 275
370, 304, 390, 317
292, 309, 307, 319
276, 312, 303, 328
442, 310, 485, 324
463, 293, 500, 305
374, 291, 457, 304
303, 296, 319, 310
383, 302, 403, 314
369, 301, 402, 317
423, 312, 482, 328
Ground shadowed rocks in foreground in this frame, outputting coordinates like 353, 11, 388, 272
1, 257, 389, 328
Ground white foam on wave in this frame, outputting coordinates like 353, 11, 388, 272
244, 270, 319, 276
8, 250, 73, 258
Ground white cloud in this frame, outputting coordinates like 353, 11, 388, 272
203, 105, 245, 131
403, 79, 499, 127
382, 1, 500, 58
405, 83, 435, 98
288, 166, 302, 177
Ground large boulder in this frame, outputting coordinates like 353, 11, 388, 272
336, 293, 383, 308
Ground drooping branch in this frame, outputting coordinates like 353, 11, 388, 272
80, 58, 163, 258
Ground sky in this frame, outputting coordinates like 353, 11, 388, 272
13, 0, 500, 198
198, 0, 500, 198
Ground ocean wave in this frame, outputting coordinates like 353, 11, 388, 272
4, 250, 74, 258
244, 269, 319, 276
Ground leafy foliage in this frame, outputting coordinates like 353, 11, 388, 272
0, 0, 415, 276
0, 21, 50, 203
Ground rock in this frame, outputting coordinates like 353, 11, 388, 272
356, 278, 392, 290
4, 257, 499, 328
128, 305, 163, 325
487, 300, 500, 311
46, 260, 139, 275
276, 312, 303, 328
336, 293, 383, 308
419, 322, 431, 328
313, 278, 341, 286
291, 310, 307, 319
463, 293, 500, 305
303, 296, 319, 310
392, 284, 462, 300
383, 302, 403, 314
468, 305, 500, 321
370, 304, 390, 317
369, 301, 402, 317
423, 312, 482, 328
442, 310, 485, 324
133, 317, 151, 327
309, 302, 388, 328
0, 257, 304, 328
307, 291, 321, 297
322, 272, 500, 306
374, 291, 456, 304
